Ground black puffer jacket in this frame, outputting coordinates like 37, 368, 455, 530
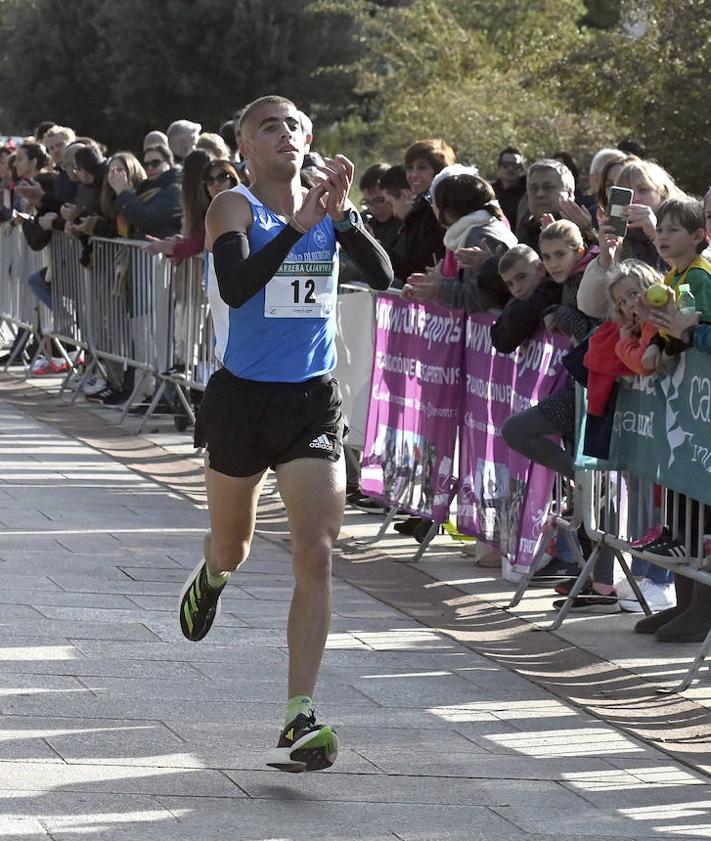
491, 280, 562, 354
390, 192, 445, 283
114, 168, 182, 240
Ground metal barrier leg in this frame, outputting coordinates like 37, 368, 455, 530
508, 520, 558, 608
355, 502, 404, 546
3, 328, 29, 373
24, 338, 45, 379
173, 381, 196, 425
613, 548, 651, 616
658, 626, 711, 694
558, 523, 586, 568
546, 543, 602, 631
118, 368, 150, 423
135, 380, 168, 434
409, 521, 440, 563
70, 356, 99, 404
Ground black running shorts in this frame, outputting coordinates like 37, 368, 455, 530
194, 368, 345, 477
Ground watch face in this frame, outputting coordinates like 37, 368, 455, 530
347, 209, 358, 226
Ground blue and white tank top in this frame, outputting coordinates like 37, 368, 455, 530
205, 185, 339, 382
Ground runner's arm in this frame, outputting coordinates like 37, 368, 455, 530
208, 186, 337, 309
213, 228, 303, 309
335, 213, 393, 290
207, 189, 303, 309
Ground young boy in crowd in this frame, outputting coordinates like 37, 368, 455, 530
491, 244, 561, 353
644, 197, 711, 369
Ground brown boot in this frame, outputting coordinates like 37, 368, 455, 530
655, 580, 711, 643
635, 572, 691, 634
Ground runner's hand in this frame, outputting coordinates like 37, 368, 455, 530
314, 155, 354, 220
293, 183, 328, 231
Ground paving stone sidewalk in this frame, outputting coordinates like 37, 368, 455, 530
2, 389, 711, 840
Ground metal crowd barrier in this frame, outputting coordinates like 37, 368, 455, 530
0, 222, 51, 369
511, 400, 711, 691
82, 237, 174, 420
582, 470, 711, 692
138, 254, 214, 433
0, 228, 215, 427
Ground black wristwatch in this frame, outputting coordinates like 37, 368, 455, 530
333, 208, 359, 232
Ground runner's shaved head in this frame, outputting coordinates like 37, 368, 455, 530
239, 95, 298, 140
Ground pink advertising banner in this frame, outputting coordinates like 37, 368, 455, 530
361, 294, 463, 522
457, 314, 570, 568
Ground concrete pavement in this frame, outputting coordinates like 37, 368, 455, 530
2, 378, 711, 840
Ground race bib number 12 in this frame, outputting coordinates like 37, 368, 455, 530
264, 260, 336, 318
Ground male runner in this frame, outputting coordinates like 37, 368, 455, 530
178, 95, 393, 772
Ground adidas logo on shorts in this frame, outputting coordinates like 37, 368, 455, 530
308, 434, 333, 451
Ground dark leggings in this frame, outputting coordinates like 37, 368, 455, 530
502, 405, 614, 585
501, 406, 574, 479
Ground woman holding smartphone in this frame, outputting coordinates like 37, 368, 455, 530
577, 158, 688, 319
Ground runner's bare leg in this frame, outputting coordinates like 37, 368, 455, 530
276, 455, 346, 698
204, 456, 267, 573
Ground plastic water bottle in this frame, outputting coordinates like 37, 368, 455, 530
677, 283, 696, 314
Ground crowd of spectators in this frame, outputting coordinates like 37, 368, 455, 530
1, 109, 710, 646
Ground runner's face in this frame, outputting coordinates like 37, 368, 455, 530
242, 103, 305, 176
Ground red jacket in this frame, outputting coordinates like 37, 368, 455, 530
615, 321, 659, 375
584, 321, 634, 416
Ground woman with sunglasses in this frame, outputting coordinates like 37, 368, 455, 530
112, 142, 182, 239
145, 152, 239, 263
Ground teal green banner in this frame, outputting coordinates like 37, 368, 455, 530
575, 348, 711, 506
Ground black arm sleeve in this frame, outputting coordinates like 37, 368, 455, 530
336, 217, 393, 290
212, 225, 302, 308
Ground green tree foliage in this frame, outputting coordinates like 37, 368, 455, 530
563, 0, 711, 193
0, 0, 112, 140
1, 0, 708, 195
317, 0, 625, 181
0, 0, 360, 150
581, 0, 621, 27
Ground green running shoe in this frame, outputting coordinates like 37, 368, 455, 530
265, 712, 339, 773
178, 560, 225, 641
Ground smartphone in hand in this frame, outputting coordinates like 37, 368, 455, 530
606, 186, 634, 237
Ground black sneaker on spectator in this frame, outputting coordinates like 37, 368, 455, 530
394, 516, 422, 536
100, 389, 129, 407
635, 528, 686, 560
86, 387, 127, 407
552, 587, 620, 613
85, 386, 115, 404
346, 492, 385, 512
529, 557, 580, 588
